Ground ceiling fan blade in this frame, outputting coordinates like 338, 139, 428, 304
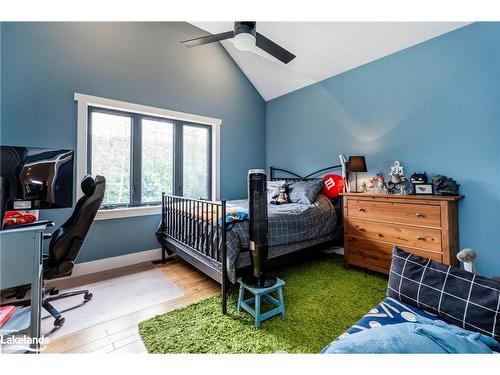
255, 33, 296, 64
181, 30, 234, 47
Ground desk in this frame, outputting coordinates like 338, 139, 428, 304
0, 224, 48, 353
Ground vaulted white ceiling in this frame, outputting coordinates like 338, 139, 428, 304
191, 22, 470, 101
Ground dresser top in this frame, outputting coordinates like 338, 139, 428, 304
340, 192, 464, 201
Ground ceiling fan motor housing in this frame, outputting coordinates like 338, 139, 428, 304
234, 22, 256, 37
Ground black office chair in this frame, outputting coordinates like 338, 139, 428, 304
10, 175, 106, 327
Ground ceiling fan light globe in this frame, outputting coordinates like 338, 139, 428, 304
234, 32, 256, 51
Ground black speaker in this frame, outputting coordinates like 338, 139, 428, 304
245, 169, 277, 288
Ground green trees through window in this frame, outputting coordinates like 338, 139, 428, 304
90, 111, 131, 205
141, 119, 174, 202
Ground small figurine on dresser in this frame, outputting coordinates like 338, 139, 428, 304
432, 175, 460, 195
375, 173, 387, 193
367, 176, 376, 192
387, 161, 414, 195
410, 172, 428, 184
359, 181, 367, 193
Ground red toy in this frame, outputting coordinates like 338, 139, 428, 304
3, 211, 38, 227
0, 306, 16, 327
321, 174, 345, 198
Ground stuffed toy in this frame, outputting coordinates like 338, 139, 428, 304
270, 186, 290, 205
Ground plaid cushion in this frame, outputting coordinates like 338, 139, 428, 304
387, 247, 500, 341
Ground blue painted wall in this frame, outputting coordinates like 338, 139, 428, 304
0, 22, 265, 262
266, 23, 500, 277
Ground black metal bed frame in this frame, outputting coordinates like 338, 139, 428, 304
161, 163, 345, 314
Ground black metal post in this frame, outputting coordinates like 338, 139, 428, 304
161, 193, 166, 264
221, 199, 228, 315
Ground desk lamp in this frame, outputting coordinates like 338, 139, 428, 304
347, 156, 367, 193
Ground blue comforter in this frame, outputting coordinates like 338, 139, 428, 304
322, 316, 499, 354
321, 297, 500, 354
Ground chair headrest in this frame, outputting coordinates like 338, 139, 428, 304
81, 175, 96, 196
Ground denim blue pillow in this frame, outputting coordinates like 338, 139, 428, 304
288, 179, 323, 205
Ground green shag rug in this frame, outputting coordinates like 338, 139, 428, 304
138, 254, 387, 353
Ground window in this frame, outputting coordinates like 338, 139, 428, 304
88, 107, 213, 209
76, 93, 220, 219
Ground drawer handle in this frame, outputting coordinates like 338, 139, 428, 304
416, 236, 425, 241
359, 249, 365, 254
355, 225, 365, 231
415, 212, 423, 218
358, 208, 366, 212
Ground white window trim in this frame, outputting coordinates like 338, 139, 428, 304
74, 93, 221, 220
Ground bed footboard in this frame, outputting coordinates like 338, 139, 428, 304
161, 193, 229, 314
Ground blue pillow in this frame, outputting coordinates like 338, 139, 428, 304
288, 179, 323, 205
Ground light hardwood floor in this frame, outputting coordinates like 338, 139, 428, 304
43, 257, 219, 354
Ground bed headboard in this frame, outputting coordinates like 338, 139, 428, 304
269, 154, 347, 182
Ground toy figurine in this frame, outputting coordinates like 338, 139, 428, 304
390, 161, 404, 182
375, 173, 386, 192
432, 175, 460, 195
367, 176, 375, 191
360, 181, 367, 193
410, 172, 428, 184
387, 161, 412, 195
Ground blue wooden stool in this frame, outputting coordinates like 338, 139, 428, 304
236, 278, 285, 328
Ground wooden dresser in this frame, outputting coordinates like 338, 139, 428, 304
342, 193, 463, 274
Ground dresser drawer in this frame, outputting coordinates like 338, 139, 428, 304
347, 236, 443, 273
347, 218, 442, 251
348, 199, 441, 227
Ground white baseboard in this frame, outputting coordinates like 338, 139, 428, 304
71, 248, 163, 278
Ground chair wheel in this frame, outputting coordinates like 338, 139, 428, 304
49, 288, 59, 296
84, 292, 93, 302
54, 317, 65, 327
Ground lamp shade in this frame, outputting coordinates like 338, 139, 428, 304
347, 156, 367, 172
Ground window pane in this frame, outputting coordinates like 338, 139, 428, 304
141, 119, 174, 202
90, 111, 131, 205
183, 125, 210, 199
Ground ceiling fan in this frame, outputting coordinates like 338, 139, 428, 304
181, 22, 296, 64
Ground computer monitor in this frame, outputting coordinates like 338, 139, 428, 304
0, 146, 74, 213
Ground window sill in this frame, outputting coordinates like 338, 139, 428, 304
95, 205, 162, 220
